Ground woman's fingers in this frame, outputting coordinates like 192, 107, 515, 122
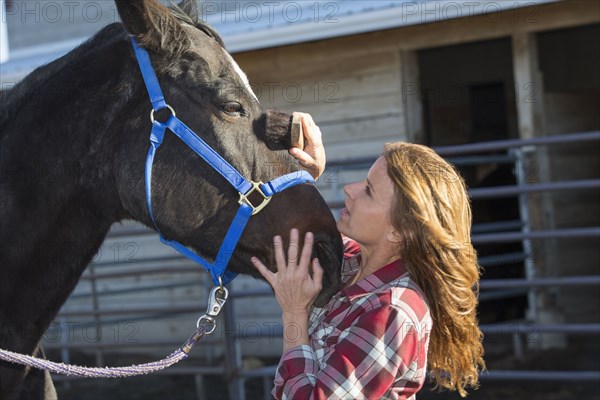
289, 112, 326, 180
250, 257, 276, 286
289, 147, 318, 170
273, 235, 286, 274
252, 231, 323, 310
298, 232, 314, 274
300, 113, 322, 147
257, 229, 318, 282
287, 229, 299, 269
272, 230, 308, 274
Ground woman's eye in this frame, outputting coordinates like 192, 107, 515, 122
220, 102, 244, 116
365, 185, 371, 196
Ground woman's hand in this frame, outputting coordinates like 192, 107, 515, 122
251, 229, 324, 315
289, 112, 326, 180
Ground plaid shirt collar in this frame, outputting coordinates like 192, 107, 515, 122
340, 257, 408, 301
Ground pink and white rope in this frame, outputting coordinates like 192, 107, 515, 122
0, 326, 206, 378
0, 348, 187, 378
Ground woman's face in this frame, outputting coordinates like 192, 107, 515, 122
337, 157, 397, 246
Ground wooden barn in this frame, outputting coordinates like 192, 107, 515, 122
206, 0, 600, 348
1, 0, 598, 398
221, 0, 600, 342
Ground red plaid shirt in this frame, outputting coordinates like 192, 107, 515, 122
272, 239, 432, 400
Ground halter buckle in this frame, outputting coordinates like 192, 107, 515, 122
196, 285, 229, 334
238, 181, 272, 215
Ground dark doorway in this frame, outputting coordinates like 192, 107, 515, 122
418, 38, 527, 324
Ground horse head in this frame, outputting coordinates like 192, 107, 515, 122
111, 0, 343, 305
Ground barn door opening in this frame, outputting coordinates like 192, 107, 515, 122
418, 38, 527, 324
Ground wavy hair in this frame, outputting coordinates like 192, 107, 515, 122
383, 142, 485, 396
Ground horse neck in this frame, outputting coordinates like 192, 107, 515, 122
0, 34, 130, 355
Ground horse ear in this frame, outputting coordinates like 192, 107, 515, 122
115, 0, 188, 54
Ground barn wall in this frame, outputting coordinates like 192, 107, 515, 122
233, 0, 599, 192
239, 47, 406, 162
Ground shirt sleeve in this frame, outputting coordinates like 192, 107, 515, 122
272, 305, 427, 400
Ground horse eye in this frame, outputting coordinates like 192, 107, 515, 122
220, 102, 244, 116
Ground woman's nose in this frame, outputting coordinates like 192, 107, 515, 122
343, 182, 357, 199
343, 184, 351, 199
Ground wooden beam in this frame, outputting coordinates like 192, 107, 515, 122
511, 33, 565, 349
399, 50, 424, 143
512, 32, 545, 140
235, 1, 599, 66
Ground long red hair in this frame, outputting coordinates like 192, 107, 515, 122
383, 142, 485, 396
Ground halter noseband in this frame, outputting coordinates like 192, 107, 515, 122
131, 37, 314, 286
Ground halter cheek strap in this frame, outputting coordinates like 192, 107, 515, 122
131, 37, 314, 286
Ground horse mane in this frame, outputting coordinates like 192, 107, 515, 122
0, 24, 123, 134
168, 1, 226, 48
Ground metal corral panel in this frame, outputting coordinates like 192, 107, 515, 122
50, 220, 285, 358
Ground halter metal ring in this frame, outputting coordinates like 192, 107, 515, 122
196, 315, 217, 334
239, 181, 272, 215
150, 105, 176, 123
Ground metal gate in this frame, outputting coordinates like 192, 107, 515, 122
46, 130, 600, 399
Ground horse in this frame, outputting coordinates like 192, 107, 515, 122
0, 1, 343, 398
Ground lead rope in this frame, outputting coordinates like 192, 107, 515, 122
0, 286, 228, 378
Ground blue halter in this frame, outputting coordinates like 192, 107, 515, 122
130, 37, 315, 286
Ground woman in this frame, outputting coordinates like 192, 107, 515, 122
251, 114, 485, 399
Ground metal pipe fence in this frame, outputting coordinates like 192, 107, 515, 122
47, 130, 600, 398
